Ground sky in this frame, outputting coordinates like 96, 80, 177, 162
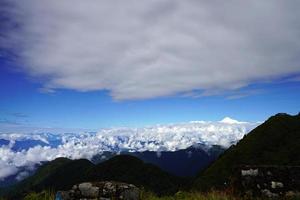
0, 0, 300, 131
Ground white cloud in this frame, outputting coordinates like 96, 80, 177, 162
15, 171, 30, 181
1, 0, 300, 100
0, 160, 18, 180
0, 118, 260, 180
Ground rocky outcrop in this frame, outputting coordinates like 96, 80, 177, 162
236, 166, 300, 198
56, 181, 140, 200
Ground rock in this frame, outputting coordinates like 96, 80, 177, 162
241, 169, 258, 176
271, 181, 283, 189
119, 185, 140, 200
56, 181, 140, 200
261, 189, 278, 198
236, 165, 300, 198
78, 182, 99, 198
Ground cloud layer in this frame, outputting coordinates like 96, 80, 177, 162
0, 118, 259, 180
1, 0, 300, 100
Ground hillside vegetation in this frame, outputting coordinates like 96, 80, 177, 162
20, 190, 300, 200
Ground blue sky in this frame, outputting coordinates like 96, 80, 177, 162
0, 0, 300, 131
1, 60, 299, 130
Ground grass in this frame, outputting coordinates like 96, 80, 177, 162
23, 190, 55, 200
141, 190, 300, 200
141, 190, 239, 200
10, 189, 300, 200
24, 191, 240, 200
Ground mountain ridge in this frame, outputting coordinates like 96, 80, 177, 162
193, 113, 300, 190
1, 155, 186, 199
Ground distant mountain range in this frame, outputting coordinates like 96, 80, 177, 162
0, 118, 257, 187
0, 143, 224, 187
91, 144, 224, 177
1, 113, 299, 199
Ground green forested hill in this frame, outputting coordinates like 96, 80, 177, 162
1, 158, 94, 199
88, 155, 184, 195
193, 113, 300, 190
2, 155, 184, 199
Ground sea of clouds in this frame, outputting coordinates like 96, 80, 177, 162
0, 118, 260, 181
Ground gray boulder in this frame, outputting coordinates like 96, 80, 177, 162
56, 181, 140, 200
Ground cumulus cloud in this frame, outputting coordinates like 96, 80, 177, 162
0, 118, 260, 180
1, 0, 300, 100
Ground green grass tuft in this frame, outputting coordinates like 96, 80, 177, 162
23, 190, 55, 200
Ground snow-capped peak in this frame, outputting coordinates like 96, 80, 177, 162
220, 117, 241, 124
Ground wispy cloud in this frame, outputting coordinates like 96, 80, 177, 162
11, 112, 28, 118
1, 1, 300, 100
0, 118, 20, 125
226, 89, 263, 100
0, 110, 29, 126
37, 87, 56, 94
285, 75, 300, 82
